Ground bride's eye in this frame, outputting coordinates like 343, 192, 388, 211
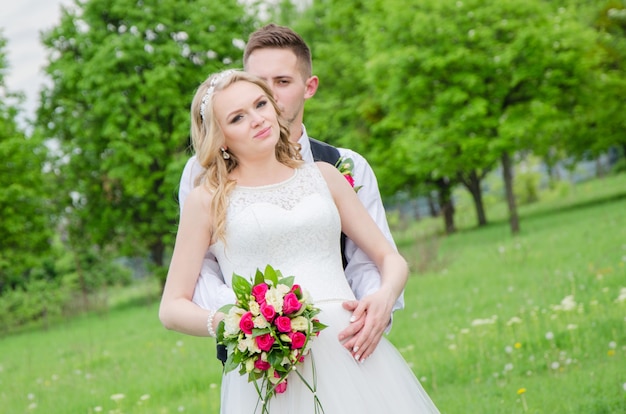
256, 100, 268, 109
230, 114, 243, 123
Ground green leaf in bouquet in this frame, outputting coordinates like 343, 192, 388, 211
224, 353, 239, 373
217, 304, 235, 314
277, 275, 295, 288
267, 350, 287, 369
261, 264, 280, 286
231, 273, 252, 304
253, 269, 265, 286
312, 320, 328, 333
216, 319, 227, 343
250, 327, 271, 338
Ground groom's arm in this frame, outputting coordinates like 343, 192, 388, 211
337, 149, 404, 356
340, 150, 404, 317
179, 156, 235, 311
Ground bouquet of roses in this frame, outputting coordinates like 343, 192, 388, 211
217, 265, 326, 413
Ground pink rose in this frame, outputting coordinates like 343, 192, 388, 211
273, 371, 288, 394
291, 284, 302, 297
251, 283, 269, 304
255, 333, 275, 352
290, 332, 306, 349
344, 174, 355, 187
239, 311, 254, 335
274, 316, 292, 333
275, 380, 288, 394
282, 292, 302, 315
260, 303, 276, 322
254, 358, 271, 371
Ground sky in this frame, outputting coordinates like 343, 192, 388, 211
0, 0, 72, 121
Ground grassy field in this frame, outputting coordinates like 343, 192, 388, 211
1, 173, 625, 413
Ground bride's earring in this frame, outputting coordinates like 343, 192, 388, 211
221, 147, 230, 159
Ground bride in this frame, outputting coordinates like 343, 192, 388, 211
159, 70, 440, 413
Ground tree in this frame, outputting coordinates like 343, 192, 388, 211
359, 0, 598, 234
37, 0, 255, 273
567, 0, 626, 165
0, 33, 54, 293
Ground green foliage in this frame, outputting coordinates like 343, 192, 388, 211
37, 0, 255, 268
0, 34, 56, 294
0, 236, 134, 332
359, 0, 598, 190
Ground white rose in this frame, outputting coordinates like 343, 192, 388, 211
265, 287, 284, 313
254, 315, 269, 329
290, 316, 309, 331
245, 358, 255, 373
249, 300, 260, 316
224, 307, 245, 335
237, 336, 260, 354
276, 284, 290, 295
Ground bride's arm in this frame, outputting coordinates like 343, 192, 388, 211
159, 187, 223, 336
316, 162, 408, 361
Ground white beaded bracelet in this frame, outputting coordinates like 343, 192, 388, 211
206, 310, 216, 337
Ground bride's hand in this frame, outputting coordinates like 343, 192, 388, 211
338, 290, 394, 362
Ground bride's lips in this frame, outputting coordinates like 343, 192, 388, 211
254, 126, 272, 139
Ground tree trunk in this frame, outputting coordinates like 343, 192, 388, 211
150, 239, 165, 267
427, 192, 439, 217
461, 170, 488, 227
435, 178, 456, 234
501, 151, 520, 234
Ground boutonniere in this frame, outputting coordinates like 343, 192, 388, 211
335, 156, 362, 193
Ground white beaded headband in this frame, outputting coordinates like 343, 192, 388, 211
199, 70, 236, 121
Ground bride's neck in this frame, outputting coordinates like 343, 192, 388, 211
231, 159, 294, 187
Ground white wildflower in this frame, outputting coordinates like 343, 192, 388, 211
552, 295, 576, 311
616, 287, 626, 303
545, 331, 554, 340
110, 393, 125, 402
471, 315, 497, 326
506, 316, 523, 326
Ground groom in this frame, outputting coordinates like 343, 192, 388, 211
178, 24, 403, 362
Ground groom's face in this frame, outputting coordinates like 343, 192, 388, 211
245, 48, 317, 141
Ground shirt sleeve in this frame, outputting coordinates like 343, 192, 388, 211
179, 156, 236, 311
338, 149, 405, 329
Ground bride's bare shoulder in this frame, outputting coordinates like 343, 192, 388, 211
184, 185, 214, 212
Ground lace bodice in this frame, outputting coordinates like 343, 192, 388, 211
209, 163, 356, 302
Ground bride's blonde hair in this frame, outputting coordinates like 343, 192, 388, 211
190, 70, 302, 243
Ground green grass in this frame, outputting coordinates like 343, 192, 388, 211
1, 174, 626, 413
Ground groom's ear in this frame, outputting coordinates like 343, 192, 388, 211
304, 76, 319, 100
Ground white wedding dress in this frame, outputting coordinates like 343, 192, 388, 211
208, 163, 440, 413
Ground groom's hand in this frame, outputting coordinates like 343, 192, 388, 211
338, 292, 393, 362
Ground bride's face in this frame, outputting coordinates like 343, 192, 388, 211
214, 80, 280, 161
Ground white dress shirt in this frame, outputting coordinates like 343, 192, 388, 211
179, 125, 404, 322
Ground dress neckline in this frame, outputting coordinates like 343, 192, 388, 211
235, 167, 299, 190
